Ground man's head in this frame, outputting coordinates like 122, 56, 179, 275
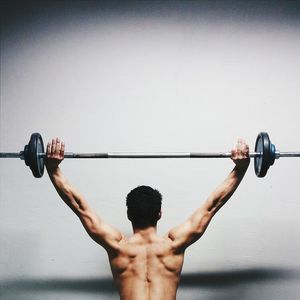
126, 185, 162, 229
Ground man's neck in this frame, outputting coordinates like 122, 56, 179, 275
132, 226, 158, 242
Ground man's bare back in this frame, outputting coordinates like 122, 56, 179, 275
45, 137, 250, 300
109, 229, 184, 300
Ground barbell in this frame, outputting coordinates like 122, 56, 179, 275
0, 132, 299, 178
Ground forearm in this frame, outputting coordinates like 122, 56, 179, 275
47, 166, 88, 214
205, 163, 249, 214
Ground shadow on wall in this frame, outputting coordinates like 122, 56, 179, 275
1, 267, 299, 297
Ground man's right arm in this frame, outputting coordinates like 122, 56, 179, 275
167, 139, 250, 252
46, 138, 124, 253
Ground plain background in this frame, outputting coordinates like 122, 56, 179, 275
1, 1, 299, 299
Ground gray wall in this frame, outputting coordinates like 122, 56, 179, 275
1, 1, 299, 299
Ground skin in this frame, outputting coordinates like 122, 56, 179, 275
46, 138, 250, 300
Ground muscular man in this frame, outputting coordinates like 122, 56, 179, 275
46, 137, 250, 300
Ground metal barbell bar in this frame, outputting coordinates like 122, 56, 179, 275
2, 151, 300, 159
0, 132, 299, 178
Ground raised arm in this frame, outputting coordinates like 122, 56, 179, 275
45, 138, 124, 253
168, 139, 250, 252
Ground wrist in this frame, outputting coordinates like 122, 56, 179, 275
234, 160, 250, 171
46, 165, 60, 174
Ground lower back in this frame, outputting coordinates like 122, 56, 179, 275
118, 276, 178, 300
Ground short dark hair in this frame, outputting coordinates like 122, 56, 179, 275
126, 185, 162, 228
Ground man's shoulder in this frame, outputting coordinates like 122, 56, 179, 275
116, 234, 173, 249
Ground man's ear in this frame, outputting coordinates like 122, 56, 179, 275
158, 210, 162, 220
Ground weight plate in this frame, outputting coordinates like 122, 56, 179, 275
254, 132, 272, 177
23, 144, 30, 166
27, 133, 45, 178
270, 143, 276, 166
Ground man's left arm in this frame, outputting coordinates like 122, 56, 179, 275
167, 139, 250, 252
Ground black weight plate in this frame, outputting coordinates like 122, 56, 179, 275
27, 133, 45, 178
254, 132, 272, 177
23, 144, 30, 166
269, 143, 276, 166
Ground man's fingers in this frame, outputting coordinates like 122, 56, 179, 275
55, 138, 61, 155
243, 143, 250, 157
231, 139, 250, 167
237, 139, 245, 150
239, 139, 249, 157
231, 148, 237, 159
51, 139, 56, 153
235, 139, 242, 156
47, 138, 64, 158
60, 142, 65, 156
232, 138, 249, 160
47, 142, 51, 156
